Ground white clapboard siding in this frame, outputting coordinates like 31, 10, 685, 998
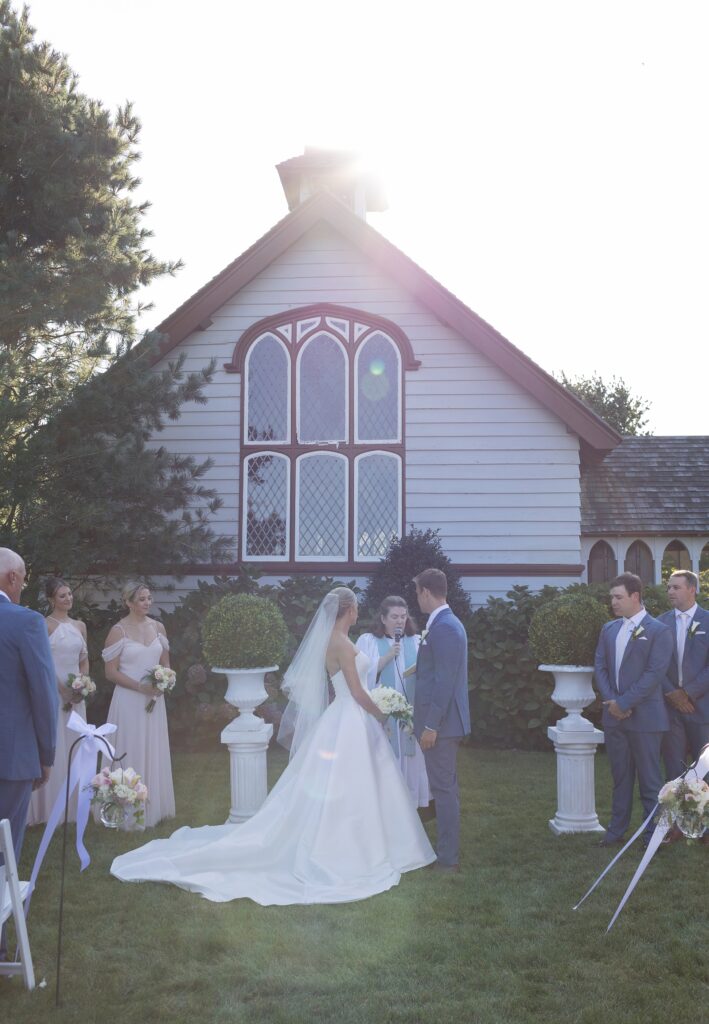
150, 218, 581, 585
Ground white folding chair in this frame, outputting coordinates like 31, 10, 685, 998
0, 818, 35, 990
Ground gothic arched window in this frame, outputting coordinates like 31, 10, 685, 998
233, 305, 419, 565
624, 540, 654, 583
587, 540, 617, 583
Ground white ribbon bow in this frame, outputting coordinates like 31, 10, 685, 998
27, 714, 118, 907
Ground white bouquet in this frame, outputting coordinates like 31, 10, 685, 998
370, 686, 414, 731
142, 665, 177, 713
62, 673, 96, 712
657, 776, 709, 838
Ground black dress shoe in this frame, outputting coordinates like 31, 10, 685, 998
597, 834, 624, 848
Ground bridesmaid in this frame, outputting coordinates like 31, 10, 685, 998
102, 582, 175, 828
356, 596, 430, 809
27, 577, 89, 825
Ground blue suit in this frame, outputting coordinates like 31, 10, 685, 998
594, 612, 672, 839
659, 606, 709, 779
0, 595, 58, 866
414, 606, 470, 866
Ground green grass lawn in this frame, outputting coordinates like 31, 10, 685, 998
4, 745, 706, 1023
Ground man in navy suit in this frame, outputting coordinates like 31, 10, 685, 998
659, 570, 709, 780
594, 572, 672, 847
0, 548, 58, 867
413, 568, 470, 871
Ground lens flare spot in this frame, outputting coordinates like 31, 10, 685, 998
361, 371, 389, 402
318, 748, 338, 761
370, 358, 385, 376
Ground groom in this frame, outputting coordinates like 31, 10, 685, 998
413, 569, 470, 872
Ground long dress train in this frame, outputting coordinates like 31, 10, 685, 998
111, 652, 435, 904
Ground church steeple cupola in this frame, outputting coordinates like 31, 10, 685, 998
276, 147, 387, 220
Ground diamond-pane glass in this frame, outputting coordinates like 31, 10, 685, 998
298, 333, 346, 442
356, 332, 399, 441
244, 454, 288, 557
247, 334, 288, 442
297, 454, 347, 558
357, 453, 400, 558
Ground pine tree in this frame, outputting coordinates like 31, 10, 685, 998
0, 4, 229, 593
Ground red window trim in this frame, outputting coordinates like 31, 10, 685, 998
236, 305, 417, 567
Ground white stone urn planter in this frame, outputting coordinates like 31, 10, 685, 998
540, 665, 605, 835
215, 666, 278, 823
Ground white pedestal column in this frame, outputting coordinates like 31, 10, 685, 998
220, 720, 273, 823
539, 665, 605, 835
547, 724, 605, 833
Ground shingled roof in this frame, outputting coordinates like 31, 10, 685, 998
581, 436, 709, 534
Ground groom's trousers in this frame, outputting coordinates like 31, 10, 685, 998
424, 737, 461, 866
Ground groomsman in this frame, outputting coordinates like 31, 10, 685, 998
659, 571, 709, 779
413, 569, 470, 872
594, 572, 672, 847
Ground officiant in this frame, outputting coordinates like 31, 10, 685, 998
356, 596, 430, 808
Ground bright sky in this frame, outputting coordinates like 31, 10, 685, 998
23, 0, 709, 434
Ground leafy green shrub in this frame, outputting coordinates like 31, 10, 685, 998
202, 594, 288, 669
528, 594, 609, 666
469, 585, 562, 750
363, 528, 473, 627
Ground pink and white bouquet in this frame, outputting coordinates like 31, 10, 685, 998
62, 673, 96, 712
657, 776, 709, 838
142, 665, 177, 713
370, 686, 414, 731
90, 766, 148, 829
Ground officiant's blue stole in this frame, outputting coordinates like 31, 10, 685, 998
375, 635, 417, 757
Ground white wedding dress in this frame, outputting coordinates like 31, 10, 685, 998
111, 652, 435, 904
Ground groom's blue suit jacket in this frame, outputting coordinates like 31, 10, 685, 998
658, 605, 709, 723
593, 613, 671, 732
414, 607, 470, 739
0, 598, 58, 780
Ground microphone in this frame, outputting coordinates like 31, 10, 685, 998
393, 628, 403, 644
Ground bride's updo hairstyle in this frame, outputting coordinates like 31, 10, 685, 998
330, 586, 357, 620
121, 581, 149, 610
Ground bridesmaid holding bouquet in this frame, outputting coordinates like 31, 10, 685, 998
27, 577, 90, 825
102, 582, 175, 828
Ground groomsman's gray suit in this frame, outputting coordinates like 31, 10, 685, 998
0, 593, 58, 865
414, 606, 470, 866
659, 605, 709, 779
594, 612, 672, 840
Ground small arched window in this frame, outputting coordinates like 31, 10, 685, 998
701, 542, 709, 573
297, 332, 348, 442
662, 539, 692, 579
245, 333, 290, 443
587, 541, 617, 583
233, 305, 419, 565
624, 540, 654, 583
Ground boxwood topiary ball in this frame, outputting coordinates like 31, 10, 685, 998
528, 594, 609, 666
202, 594, 288, 669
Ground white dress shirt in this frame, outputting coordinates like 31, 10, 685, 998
0, 588, 10, 602
675, 603, 697, 685
425, 603, 450, 631
615, 608, 646, 690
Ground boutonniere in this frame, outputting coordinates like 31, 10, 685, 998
420, 629, 429, 646
630, 625, 645, 640
688, 620, 701, 638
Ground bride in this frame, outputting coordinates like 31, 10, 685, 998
111, 587, 435, 904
